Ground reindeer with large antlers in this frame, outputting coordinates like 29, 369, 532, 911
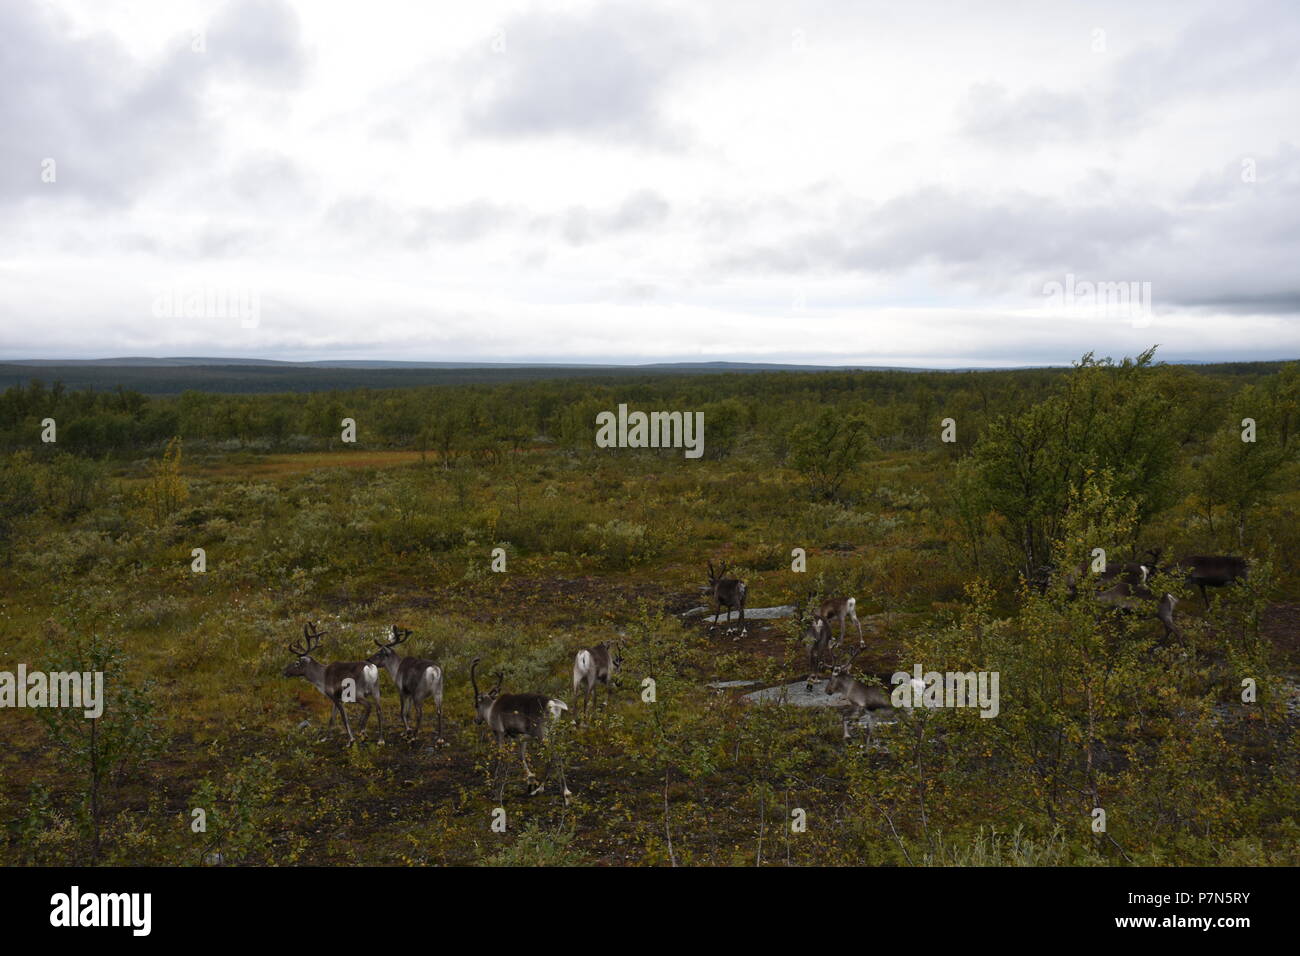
706, 560, 748, 637
368, 624, 445, 744
824, 643, 892, 744
282, 621, 384, 745
471, 658, 570, 799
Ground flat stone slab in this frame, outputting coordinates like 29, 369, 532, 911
742, 679, 901, 728
682, 604, 796, 620
707, 679, 763, 689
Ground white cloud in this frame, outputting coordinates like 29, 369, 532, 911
1, 0, 1297, 365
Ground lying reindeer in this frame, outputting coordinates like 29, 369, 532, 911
282, 621, 383, 745
368, 624, 445, 744
472, 658, 570, 799
824, 644, 892, 744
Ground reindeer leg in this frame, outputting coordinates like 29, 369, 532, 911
521, 739, 540, 795
334, 700, 355, 745
854, 613, 863, 642
413, 699, 423, 737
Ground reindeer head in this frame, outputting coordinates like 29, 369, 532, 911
824, 642, 865, 696
805, 613, 828, 641
283, 622, 326, 677
470, 657, 503, 724
607, 641, 624, 684
368, 623, 411, 669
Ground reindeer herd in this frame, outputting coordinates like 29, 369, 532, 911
280, 546, 1251, 785
281, 621, 622, 795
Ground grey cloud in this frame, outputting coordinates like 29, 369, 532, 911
205, 0, 309, 86
0, 0, 308, 209
959, 4, 1300, 149
460, 5, 701, 144
322, 190, 671, 250
959, 83, 1094, 147
721, 187, 1173, 280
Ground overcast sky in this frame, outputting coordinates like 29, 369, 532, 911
1, 0, 1298, 366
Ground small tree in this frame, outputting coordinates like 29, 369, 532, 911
141, 436, 188, 523
787, 408, 872, 501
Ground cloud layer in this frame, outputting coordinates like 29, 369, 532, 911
1, 0, 1298, 365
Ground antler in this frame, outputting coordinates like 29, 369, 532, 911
492, 671, 504, 696
290, 621, 325, 657
838, 641, 866, 672
303, 621, 325, 654
375, 623, 412, 649
471, 657, 482, 698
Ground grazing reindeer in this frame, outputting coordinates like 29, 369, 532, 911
804, 613, 835, 691
706, 560, 748, 637
824, 644, 892, 744
1173, 553, 1249, 608
1094, 581, 1180, 639
282, 622, 383, 745
572, 641, 622, 719
819, 596, 863, 643
368, 624, 445, 743
1065, 556, 1151, 598
471, 658, 569, 798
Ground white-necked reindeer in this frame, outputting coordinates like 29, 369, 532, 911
282, 622, 383, 745
706, 560, 748, 637
471, 658, 570, 799
572, 641, 622, 720
824, 644, 892, 744
368, 624, 445, 744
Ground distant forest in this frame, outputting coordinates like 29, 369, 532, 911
0, 356, 1294, 460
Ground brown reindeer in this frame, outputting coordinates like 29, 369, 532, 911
804, 613, 835, 691
367, 624, 445, 743
824, 643, 892, 744
706, 560, 748, 637
472, 658, 569, 799
282, 622, 383, 745
818, 596, 864, 643
572, 641, 622, 720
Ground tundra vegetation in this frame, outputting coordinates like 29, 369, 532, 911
0, 350, 1297, 866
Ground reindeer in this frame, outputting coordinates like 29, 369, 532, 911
282, 622, 383, 745
818, 596, 863, 643
824, 643, 892, 744
1169, 552, 1249, 608
1064, 555, 1151, 599
471, 658, 570, 798
572, 641, 622, 719
1093, 580, 1180, 639
706, 560, 748, 637
368, 624, 445, 744
804, 613, 835, 691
